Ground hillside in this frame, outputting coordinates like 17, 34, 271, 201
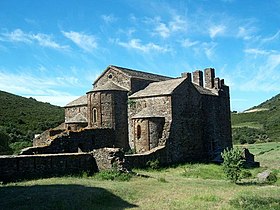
0, 90, 64, 154
231, 93, 280, 144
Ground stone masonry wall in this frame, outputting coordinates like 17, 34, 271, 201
0, 148, 126, 183
167, 80, 205, 163
21, 128, 115, 155
201, 87, 232, 161
65, 105, 87, 123
0, 153, 97, 183
94, 68, 130, 91
128, 96, 172, 151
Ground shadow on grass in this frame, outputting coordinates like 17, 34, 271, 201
0, 184, 138, 210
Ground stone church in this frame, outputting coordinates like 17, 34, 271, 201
63, 65, 232, 163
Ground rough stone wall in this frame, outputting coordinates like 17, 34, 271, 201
0, 153, 97, 183
128, 96, 172, 152
21, 129, 115, 155
125, 146, 167, 168
65, 105, 87, 123
87, 91, 128, 149
167, 80, 205, 163
94, 68, 130, 91
113, 91, 129, 149
130, 78, 156, 94
201, 86, 232, 161
133, 119, 149, 153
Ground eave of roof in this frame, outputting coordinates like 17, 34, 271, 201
64, 95, 87, 107
89, 81, 128, 92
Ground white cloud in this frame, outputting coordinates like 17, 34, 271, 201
148, 15, 187, 38
209, 25, 226, 38
28, 95, 81, 107
116, 38, 169, 53
155, 23, 170, 38
239, 53, 280, 91
261, 30, 280, 43
244, 48, 270, 55
101, 14, 117, 23
0, 29, 67, 50
237, 26, 254, 40
62, 31, 97, 52
181, 39, 199, 48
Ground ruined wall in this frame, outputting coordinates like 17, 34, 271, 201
125, 146, 167, 168
128, 96, 172, 152
21, 129, 115, 155
0, 153, 97, 183
168, 80, 205, 163
0, 148, 127, 183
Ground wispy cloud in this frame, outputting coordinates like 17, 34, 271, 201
209, 25, 226, 38
155, 23, 170, 38
101, 14, 117, 23
239, 53, 280, 91
62, 31, 97, 52
147, 15, 187, 38
237, 26, 255, 40
0, 29, 68, 50
181, 38, 199, 48
0, 69, 84, 106
244, 48, 270, 55
116, 38, 169, 53
261, 30, 280, 43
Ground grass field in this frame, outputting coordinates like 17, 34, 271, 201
0, 143, 279, 210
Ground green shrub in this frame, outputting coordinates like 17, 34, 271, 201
146, 159, 160, 170
221, 147, 245, 183
94, 169, 132, 181
230, 195, 280, 209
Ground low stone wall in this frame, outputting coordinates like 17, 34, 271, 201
0, 153, 97, 183
125, 146, 167, 168
0, 148, 127, 183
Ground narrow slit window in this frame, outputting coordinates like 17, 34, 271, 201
137, 125, 141, 139
93, 108, 97, 123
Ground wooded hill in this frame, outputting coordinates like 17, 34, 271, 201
231, 93, 280, 144
0, 90, 64, 154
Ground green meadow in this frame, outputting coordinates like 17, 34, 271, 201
1, 142, 279, 210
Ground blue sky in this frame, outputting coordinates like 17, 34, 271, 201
0, 0, 279, 111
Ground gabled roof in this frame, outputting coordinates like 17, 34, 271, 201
129, 77, 186, 98
93, 65, 172, 85
193, 84, 218, 96
91, 81, 128, 92
64, 95, 87, 107
65, 113, 87, 123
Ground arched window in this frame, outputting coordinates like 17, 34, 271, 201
137, 125, 141, 139
93, 108, 97, 123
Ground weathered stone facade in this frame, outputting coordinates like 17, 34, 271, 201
60, 65, 231, 165
1, 65, 232, 179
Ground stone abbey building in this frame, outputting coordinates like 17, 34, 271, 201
62, 65, 232, 164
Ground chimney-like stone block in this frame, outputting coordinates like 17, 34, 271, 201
181, 72, 192, 82
214, 77, 221, 89
204, 68, 215, 89
192, 70, 203, 86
